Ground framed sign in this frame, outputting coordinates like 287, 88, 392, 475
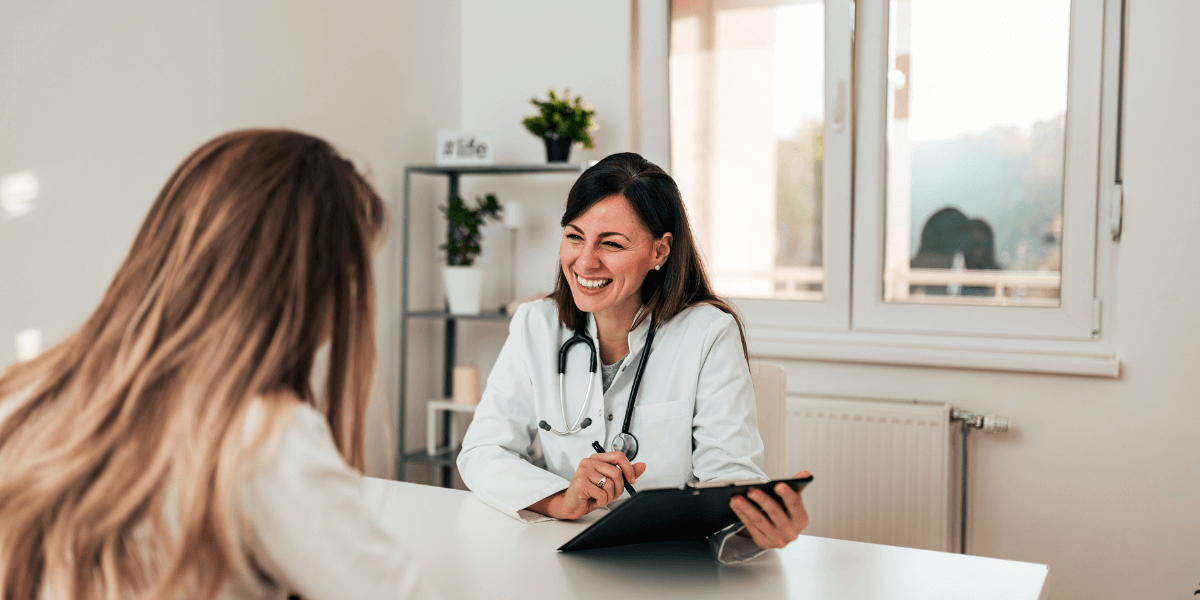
436, 129, 493, 166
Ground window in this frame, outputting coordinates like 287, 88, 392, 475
670, 0, 853, 331
667, 0, 1123, 374
883, 1, 1069, 309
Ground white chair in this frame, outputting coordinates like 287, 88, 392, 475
749, 362, 787, 479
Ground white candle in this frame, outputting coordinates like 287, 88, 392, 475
503, 200, 522, 229
452, 364, 480, 405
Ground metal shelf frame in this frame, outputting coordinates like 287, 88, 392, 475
397, 163, 587, 486
402, 448, 461, 468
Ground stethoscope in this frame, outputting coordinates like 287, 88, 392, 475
538, 316, 657, 461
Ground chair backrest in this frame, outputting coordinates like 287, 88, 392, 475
749, 362, 787, 479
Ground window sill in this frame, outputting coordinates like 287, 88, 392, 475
746, 327, 1120, 378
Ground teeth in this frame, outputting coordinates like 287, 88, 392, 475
576, 275, 612, 290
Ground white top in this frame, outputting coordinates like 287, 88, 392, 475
0, 394, 434, 600
223, 404, 433, 599
457, 299, 768, 553
362, 477, 1050, 600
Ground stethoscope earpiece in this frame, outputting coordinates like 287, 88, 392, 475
541, 419, 591, 432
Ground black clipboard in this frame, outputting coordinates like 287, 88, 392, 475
557, 475, 814, 552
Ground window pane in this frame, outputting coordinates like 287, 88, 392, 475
884, 0, 1070, 307
670, 0, 825, 301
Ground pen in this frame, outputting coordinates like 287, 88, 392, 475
592, 441, 637, 496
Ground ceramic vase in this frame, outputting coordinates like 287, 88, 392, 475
442, 265, 484, 315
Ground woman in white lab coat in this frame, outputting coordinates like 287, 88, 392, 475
457, 152, 809, 560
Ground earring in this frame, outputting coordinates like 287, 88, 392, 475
653, 264, 661, 271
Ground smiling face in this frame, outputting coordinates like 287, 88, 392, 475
559, 194, 671, 322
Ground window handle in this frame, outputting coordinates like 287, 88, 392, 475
832, 80, 847, 132
1109, 182, 1124, 241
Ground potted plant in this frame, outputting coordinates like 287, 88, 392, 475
441, 193, 502, 314
522, 88, 596, 162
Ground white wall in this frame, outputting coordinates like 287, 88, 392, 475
0, 0, 462, 477
439, 1, 1200, 598
437, 0, 636, 398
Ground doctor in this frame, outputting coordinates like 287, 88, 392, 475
457, 153, 809, 559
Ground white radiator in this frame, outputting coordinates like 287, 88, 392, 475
785, 396, 955, 552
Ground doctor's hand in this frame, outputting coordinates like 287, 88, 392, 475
528, 452, 648, 520
729, 470, 811, 549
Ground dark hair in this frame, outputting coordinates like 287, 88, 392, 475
550, 152, 748, 360
911, 207, 1001, 270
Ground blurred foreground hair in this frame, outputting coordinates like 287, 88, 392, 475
0, 129, 386, 600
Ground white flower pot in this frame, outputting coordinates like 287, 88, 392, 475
442, 266, 485, 315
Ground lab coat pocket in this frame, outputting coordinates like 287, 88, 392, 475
633, 398, 691, 423
631, 398, 694, 484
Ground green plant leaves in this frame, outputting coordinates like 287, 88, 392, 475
440, 193, 503, 266
522, 88, 596, 149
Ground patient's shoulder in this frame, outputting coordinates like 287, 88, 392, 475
238, 393, 314, 476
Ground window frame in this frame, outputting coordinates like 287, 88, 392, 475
728, 0, 855, 334
851, 0, 1105, 341
657, 0, 1124, 376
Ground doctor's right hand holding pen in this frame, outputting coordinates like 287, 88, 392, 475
527, 448, 647, 520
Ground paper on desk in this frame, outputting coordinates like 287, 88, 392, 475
515, 508, 555, 523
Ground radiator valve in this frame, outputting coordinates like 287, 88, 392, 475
951, 410, 1010, 434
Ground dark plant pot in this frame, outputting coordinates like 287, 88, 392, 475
543, 134, 573, 162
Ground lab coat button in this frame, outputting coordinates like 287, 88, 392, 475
607, 414, 613, 421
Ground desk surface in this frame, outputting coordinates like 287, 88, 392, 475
363, 478, 1048, 600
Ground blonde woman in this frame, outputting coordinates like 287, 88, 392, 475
0, 130, 431, 599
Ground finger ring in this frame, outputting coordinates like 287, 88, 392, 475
595, 476, 607, 489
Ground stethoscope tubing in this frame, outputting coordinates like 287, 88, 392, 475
543, 332, 600, 435
551, 370, 597, 435
543, 315, 657, 459
621, 319, 656, 435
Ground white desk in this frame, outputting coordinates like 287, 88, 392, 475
363, 478, 1048, 600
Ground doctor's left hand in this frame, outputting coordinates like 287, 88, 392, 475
729, 470, 811, 549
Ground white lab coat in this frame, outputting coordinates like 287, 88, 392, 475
457, 298, 768, 523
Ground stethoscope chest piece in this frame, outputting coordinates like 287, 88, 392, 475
611, 432, 638, 461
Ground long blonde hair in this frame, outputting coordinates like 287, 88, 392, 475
0, 129, 386, 599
